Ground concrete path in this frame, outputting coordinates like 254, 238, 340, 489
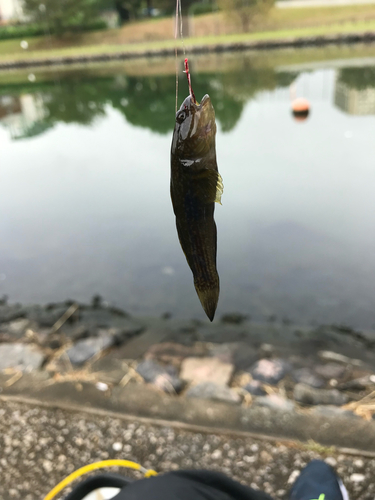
1, 399, 374, 500
277, 0, 375, 8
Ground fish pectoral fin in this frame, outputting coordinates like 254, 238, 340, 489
192, 169, 224, 205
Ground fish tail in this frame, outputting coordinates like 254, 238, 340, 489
194, 280, 219, 322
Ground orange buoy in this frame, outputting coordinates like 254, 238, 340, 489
291, 97, 310, 121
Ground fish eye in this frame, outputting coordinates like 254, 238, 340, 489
176, 110, 187, 124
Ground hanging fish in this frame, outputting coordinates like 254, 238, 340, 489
170, 59, 223, 321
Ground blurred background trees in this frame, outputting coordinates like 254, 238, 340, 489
218, 0, 274, 32
23, 0, 106, 36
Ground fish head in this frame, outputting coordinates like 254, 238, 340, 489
172, 94, 216, 158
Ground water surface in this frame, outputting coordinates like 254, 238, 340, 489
1, 46, 375, 328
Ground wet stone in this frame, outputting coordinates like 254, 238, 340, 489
0, 305, 26, 324
243, 380, 267, 396
253, 394, 295, 412
108, 321, 144, 345
292, 368, 325, 389
67, 333, 114, 366
64, 324, 92, 341
293, 383, 348, 406
0, 343, 44, 372
186, 382, 241, 404
311, 405, 358, 419
314, 363, 347, 380
28, 305, 79, 328
208, 343, 239, 364
232, 344, 258, 371
91, 357, 128, 384
248, 358, 290, 385
180, 357, 234, 386
136, 359, 184, 394
145, 342, 207, 367
318, 350, 362, 367
259, 343, 276, 359
0, 319, 30, 340
337, 375, 375, 391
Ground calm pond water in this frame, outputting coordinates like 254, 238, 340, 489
1, 46, 375, 328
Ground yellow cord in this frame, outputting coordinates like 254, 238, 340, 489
44, 459, 157, 500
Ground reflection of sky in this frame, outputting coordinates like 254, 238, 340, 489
1, 67, 375, 328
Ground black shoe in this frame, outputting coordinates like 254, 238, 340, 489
288, 459, 349, 500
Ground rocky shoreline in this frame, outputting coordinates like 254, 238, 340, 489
0, 31, 374, 71
1, 296, 375, 444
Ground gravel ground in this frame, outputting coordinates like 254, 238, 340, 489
0, 400, 374, 500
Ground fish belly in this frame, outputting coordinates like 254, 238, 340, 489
172, 178, 219, 321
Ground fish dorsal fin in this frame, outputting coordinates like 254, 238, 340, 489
191, 169, 224, 205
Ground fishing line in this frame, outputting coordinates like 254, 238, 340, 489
174, 0, 187, 112
178, 0, 185, 56
174, 0, 179, 112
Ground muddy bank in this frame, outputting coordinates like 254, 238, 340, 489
1, 298, 375, 450
0, 31, 374, 70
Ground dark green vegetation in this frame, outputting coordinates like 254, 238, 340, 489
0, 20, 107, 41
22, 0, 108, 36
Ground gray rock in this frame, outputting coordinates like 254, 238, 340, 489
232, 344, 258, 370
64, 324, 92, 341
0, 305, 26, 323
110, 321, 144, 345
91, 357, 128, 384
136, 359, 184, 394
314, 363, 346, 380
244, 380, 266, 396
293, 383, 348, 406
28, 306, 75, 328
292, 368, 325, 388
248, 358, 290, 385
0, 319, 30, 339
0, 343, 44, 372
259, 343, 276, 358
318, 350, 363, 367
338, 375, 375, 391
67, 333, 114, 365
253, 394, 295, 412
186, 382, 241, 404
312, 405, 358, 419
180, 357, 234, 386
145, 342, 207, 365
209, 343, 239, 364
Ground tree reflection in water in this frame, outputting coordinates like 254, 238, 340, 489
0, 63, 297, 139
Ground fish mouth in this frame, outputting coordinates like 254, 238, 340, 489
191, 95, 215, 139
191, 94, 211, 111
